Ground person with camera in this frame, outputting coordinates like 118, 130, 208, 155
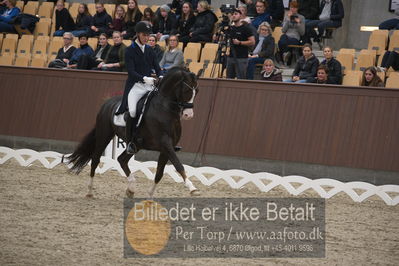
278, 1, 305, 65
226, 8, 255, 79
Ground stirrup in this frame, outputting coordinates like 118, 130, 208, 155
126, 142, 137, 154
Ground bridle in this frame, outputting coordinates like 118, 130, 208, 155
178, 81, 198, 110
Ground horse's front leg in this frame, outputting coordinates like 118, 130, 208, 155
148, 152, 169, 198
160, 137, 200, 196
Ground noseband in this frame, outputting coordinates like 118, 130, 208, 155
177, 80, 198, 110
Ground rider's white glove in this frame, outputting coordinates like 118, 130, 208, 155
143, 76, 155, 85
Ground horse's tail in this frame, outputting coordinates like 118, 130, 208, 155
65, 127, 96, 174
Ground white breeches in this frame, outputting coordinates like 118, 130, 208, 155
127, 82, 153, 118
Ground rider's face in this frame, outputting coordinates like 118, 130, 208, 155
138, 33, 149, 44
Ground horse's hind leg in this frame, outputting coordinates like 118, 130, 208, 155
86, 126, 114, 198
117, 150, 134, 198
148, 152, 168, 198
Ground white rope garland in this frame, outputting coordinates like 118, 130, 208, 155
1, 146, 398, 206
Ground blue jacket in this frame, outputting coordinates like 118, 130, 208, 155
251, 12, 271, 30
68, 44, 94, 64
0, 7, 20, 23
115, 41, 161, 115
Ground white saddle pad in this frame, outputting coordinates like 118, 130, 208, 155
113, 104, 126, 127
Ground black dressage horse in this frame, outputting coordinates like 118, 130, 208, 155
65, 67, 199, 198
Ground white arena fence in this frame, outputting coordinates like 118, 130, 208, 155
1, 146, 398, 206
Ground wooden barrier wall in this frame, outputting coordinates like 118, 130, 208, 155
0, 66, 398, 172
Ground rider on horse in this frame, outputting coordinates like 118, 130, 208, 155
115, 21, 161, 154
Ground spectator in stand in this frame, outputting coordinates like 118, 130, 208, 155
361, 67, 385, 87
317, 46, 342, 84
156, 4, 178, 41
110, 5, 126, 33
96, 31, 127, 72
251, 0, 271, 30
72, 4, 92, 38
305, 0, 344, 45
247, 22, 275, 80
0, 0, 20, 33
379, 8, 399, 30
239, 5, 252, 24
142, 7, 156, 27
148, 34, 164, 64
226, 8, 255, 79
159, 35, 184, 74
89, 3, 112, 37
187, 1, 217, 43
379, 51, 399, 71
76, 33, 111, 70
260, 58, 282, 81
285, 44, 319, 83
290, 0, 319, 20
124, 0, 143, 39
240, 0, 256, 17
176, 2, 196, 44
66, 34, 94, 68
48, 32, 76, 68
267, 0, 284, 28
53, 0, 75, 36
307, 65, 333, 84
171, 0, 185, 18
278, 1, 305, 65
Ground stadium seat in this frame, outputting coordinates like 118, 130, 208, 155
355, 53, 375, 71
5, 33, 19, 41
272, 27, 283, 45
14, 56, 30, 67
338, 48, 355, 55
48, 40, 63, 57
30, 57, 46, 67
203, 63, 222, 78
188, 62, 204, 76
21, 34, 34, 46
16, 38, 32, 57
122, 39, 132, 47
200, 47, 217, 64
88, 3, 96, 16
1, 38, 17, 55
186, 42, 202, 50
104, 4, 115, 16
138, 5, 147, 13
0, 34, 3, 49
16, 0, 24, 11
52, 36, 63, 42
32, 39, 48, 56
0, 54, 14, 65
203, 43, 218, 50
368, 32, 387, 56
158, 40, 166, 50
34, 21, 51, 37
343, 70, 362, 86
336, 53, 354, 73
38, 2, 54, 18
23, 2, 38, 15
359, 49, 376, 64
388, 33, 399, 52
69, 3, 80, 18
88, 38, 98, 50
150, 5, 159, 12
184, 46, 201, 64
385, 75, 399, 88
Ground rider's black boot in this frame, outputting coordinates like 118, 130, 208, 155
125, 114, 137, 154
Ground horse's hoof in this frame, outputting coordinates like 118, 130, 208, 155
86, 194, 93, 198
126, 189, 135, 198
190, 189, 200, 196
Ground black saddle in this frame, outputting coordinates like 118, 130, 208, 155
124, 89, 158, 127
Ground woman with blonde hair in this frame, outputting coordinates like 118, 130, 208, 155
261, 59, 282, 81
159, 35, 184, 74
110, 5, 126, 33
247, 21, 275, 79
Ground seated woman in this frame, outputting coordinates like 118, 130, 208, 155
278, 1, 305, 65
156, 5, 178, 41
53, 0, 75, 37
317, 46, 342, 84
177, 2, 196, 44
110, 5, 126, 33
260, 59, 282, 81
141, 7, 156, 27
0, 0, 20, 34
96, 31, 127, 72
247, 22, 275, 80
72, 4, 92, 38
123, 0, 143, 39
66, 34, 94, 68
379, 51, 399, 72
285, 44, 319, 83
159, 35, 184, 74
361, 67, 385, 87
89, 3, 112, 37
77, 33, 111, 70
48, 32, 77, 68
187, 1, 217, 43
307, 65, 333, 84
148, 34, 164, 65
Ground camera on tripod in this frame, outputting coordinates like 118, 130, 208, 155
219, 4, 235, 29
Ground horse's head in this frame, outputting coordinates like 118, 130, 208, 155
159, 67, 199, 120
